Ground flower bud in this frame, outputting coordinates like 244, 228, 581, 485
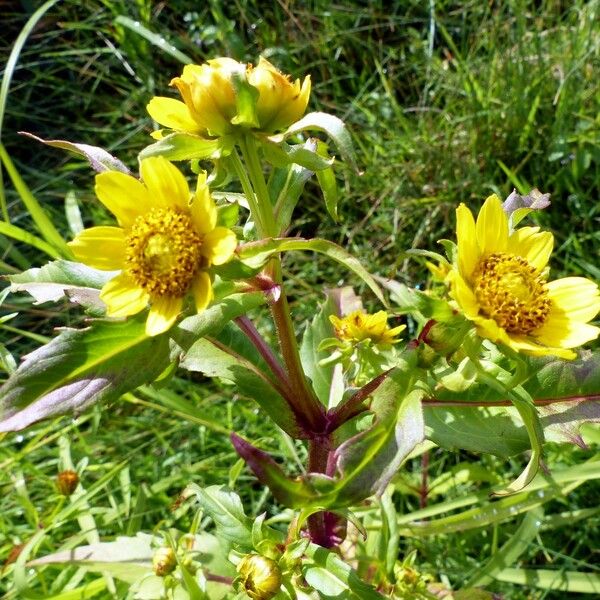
153, 547, 177, 577
56, 470, 79, 496
421, 318, 470, 356
237, 554, 282, 600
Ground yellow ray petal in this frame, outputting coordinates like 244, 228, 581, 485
202, 227, 237, 265
146, 96, 201, 132
472, 315, 511, 346
546, 277, 600, 323
191, 271, 213, 312
535, 318, 600, 349
68, 226, 125, 270
507, 336, 576, 360
146, 296, 182, 336
449, 272, 480, 318
190, 172, 217, 234
99, 273, 149, 318
509, 226, 553, 272
476, 194, 508, 256
140, 156, 190, 211
455, 203, 479, 280
95, 171, 151, 227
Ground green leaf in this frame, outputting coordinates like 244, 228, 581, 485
230, 68, 259, 128
302, 543, 386, 599
9, 260, 114, 312
333, 368, 425, 505
271, 148, 314, 233
494, 569, 600, 593
28, 533, 154, 584
316, 165, 339, 222
262, 140, 334, 171
378, 277, 454, 319
180, 337, 301, 437
139, 132, 233, 161
465, 507, 544, 587
172, 291, 268, 352
268, 111, 359, 174
0, 315, 171, 432
19, 132, 130, 173
182, 484, 253, 549
238, 237, 385, 304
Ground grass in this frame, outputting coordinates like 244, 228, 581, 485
1, 0, 599, 598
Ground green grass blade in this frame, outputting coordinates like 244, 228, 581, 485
115, 16, 193, 64
0, 143, 71, 256
0, 221, 62, 259
0, 0, 61, 221
495, 568, 600, 593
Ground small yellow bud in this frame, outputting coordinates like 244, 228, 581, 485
237, 554, 282, 600
153, 547, 177, 577
56, 470, 79, 496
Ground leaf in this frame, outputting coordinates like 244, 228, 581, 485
182, 484, 253, 549
268, 112, 359, 174
139, 132, 232, 161
180, 337, 301, 437
28, 533, 154, 584
302, 543, 386, 599
238, 237, 385, 304
8, 260, 115, 310
299, 292, 338, 406
333, 368, 425, 504
0, 315, 171, 432
378, 277, 453, 319
494, 569, 600, 593
465, 507, 544, 587
19, 132, 130, 173
316, 165, 339, 222
172, 291, 268, 352
263, 140, 334, 171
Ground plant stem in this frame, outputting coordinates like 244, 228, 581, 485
234, 316, 290, 389
307, 438, 336, 547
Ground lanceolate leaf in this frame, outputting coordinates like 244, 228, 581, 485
427, 351, 600, 457
19, 132, 130, 173
269, 111, 359, 174
139, 132, 233, 161
0, 316, 171, 432
9, 260, 115, 310
238, 237, 385, 304
180, 337, 302, 437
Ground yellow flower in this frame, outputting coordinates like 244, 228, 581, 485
147, 56, 311, 137
450, 194, 600, 359
68, 157, 237, 336
330, 310, 405, 348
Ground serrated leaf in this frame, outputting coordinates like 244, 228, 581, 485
8, 260, 114, 310
0, 316, 171, 432
182, 484, 253, 548
19, 132, 130, 173
238, 237, 384, 304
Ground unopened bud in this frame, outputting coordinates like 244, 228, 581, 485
238, 554, 282, 600
421, 318, 470, 356
56, 470, 79, 496
153, 547, 177, 577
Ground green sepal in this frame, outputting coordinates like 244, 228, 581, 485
230, 68, 260, 128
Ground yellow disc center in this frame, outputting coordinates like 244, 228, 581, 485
473, 253, 550, 334
125, 207, 203, 297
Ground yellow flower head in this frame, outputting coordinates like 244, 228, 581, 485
329, 310, 405, 348
68, 157, 237, 336
450, 194, 600, 359
147, 56, 311, 137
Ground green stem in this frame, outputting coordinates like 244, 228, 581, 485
237, 133, 326, 433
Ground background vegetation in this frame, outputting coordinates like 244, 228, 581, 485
1, 1, 599, 598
